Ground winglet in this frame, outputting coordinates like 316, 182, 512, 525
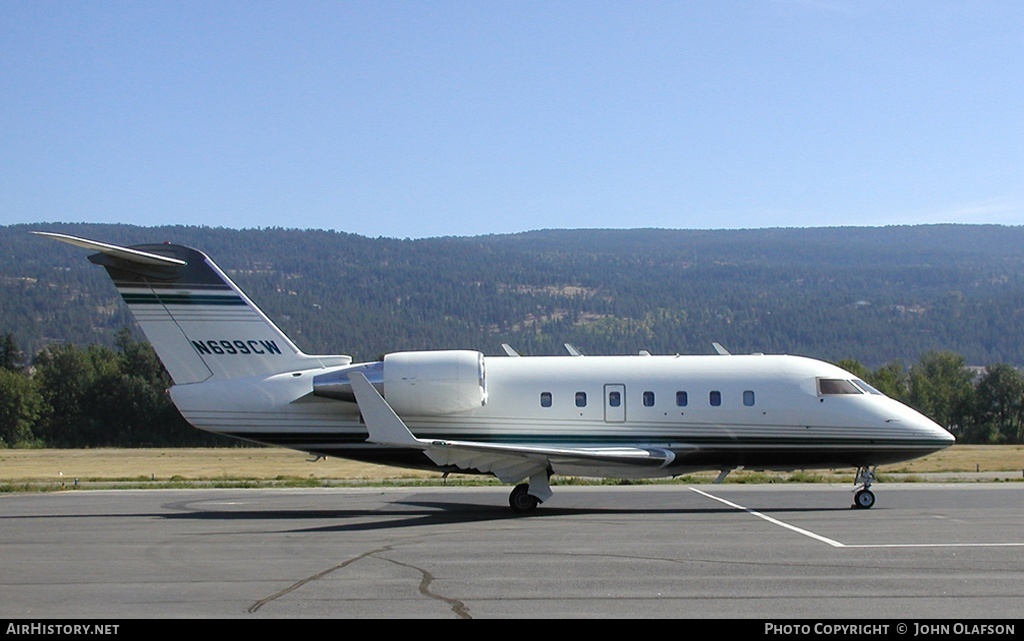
347, 372, 425, 448
32, 232, 187, 266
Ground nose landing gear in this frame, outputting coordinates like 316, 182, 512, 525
852, 466, 876, 509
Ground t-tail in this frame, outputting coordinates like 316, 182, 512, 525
33, 232, 351, 383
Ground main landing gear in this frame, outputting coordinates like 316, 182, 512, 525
852, 466, 876, 509
509, 483, 540, 513
508, 471, 553, 513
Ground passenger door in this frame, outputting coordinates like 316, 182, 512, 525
604, 384, 626, 423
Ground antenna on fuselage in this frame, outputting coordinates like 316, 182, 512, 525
712, 342, 731, 355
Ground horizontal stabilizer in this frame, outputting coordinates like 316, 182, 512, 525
31, 232, 187, 266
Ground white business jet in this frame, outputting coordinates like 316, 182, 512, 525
36, 232, 954, 512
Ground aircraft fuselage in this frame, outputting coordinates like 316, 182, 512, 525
170, 352, 953, 479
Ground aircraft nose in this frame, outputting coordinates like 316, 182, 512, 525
912, 410, 956, 445
884, 399, 955, 446
938, 425, 956, 444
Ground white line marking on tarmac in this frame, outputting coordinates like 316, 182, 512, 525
689, 487, 1024, 549
689, 487, 846, 547
843, 543, 1024, 548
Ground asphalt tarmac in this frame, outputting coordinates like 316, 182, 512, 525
1, 484, 1022, 619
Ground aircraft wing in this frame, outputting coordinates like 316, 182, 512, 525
346, 372, 676, 485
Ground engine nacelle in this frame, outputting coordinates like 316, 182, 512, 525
383, 350, 487, 415
312, 350, 487, 416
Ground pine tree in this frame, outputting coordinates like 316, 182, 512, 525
0, 333, 22, 372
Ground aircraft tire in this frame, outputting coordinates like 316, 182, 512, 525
853, 489, 876, 509
509, 483, 540, 513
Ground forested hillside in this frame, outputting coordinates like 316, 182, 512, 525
3, 223, 1024, 367
3, 223, 1024, 447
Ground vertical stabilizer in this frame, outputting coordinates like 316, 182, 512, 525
35, 232, 332, 384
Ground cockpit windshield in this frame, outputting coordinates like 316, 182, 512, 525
852, 379, 883, 395
818, 378, 863, 395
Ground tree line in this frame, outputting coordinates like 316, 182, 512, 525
0, 331, 228, 448
1, 331, 1022, 448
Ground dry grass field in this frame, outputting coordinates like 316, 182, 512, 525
0, 447, 431, 484
1, 445, 1022, 490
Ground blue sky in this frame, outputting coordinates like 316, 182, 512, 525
3, 1, 1023, 239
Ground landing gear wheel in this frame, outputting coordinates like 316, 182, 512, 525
509, 483, 540, 513
853, 489, 876, 509
851, 465, 877, 509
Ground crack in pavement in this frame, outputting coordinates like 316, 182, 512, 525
248, 544, 470, 618
248, 545, 393, 613
375, 553, 471, 619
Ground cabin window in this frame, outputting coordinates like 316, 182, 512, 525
743, 390, 755, 406
676, 391, 688, 407
818, 379, 863, 395
575, 391, 587, 407
608, 391, 621, 407
540, 392, 552, 407
710, 390, 722, 406
643, 391, 655, 407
